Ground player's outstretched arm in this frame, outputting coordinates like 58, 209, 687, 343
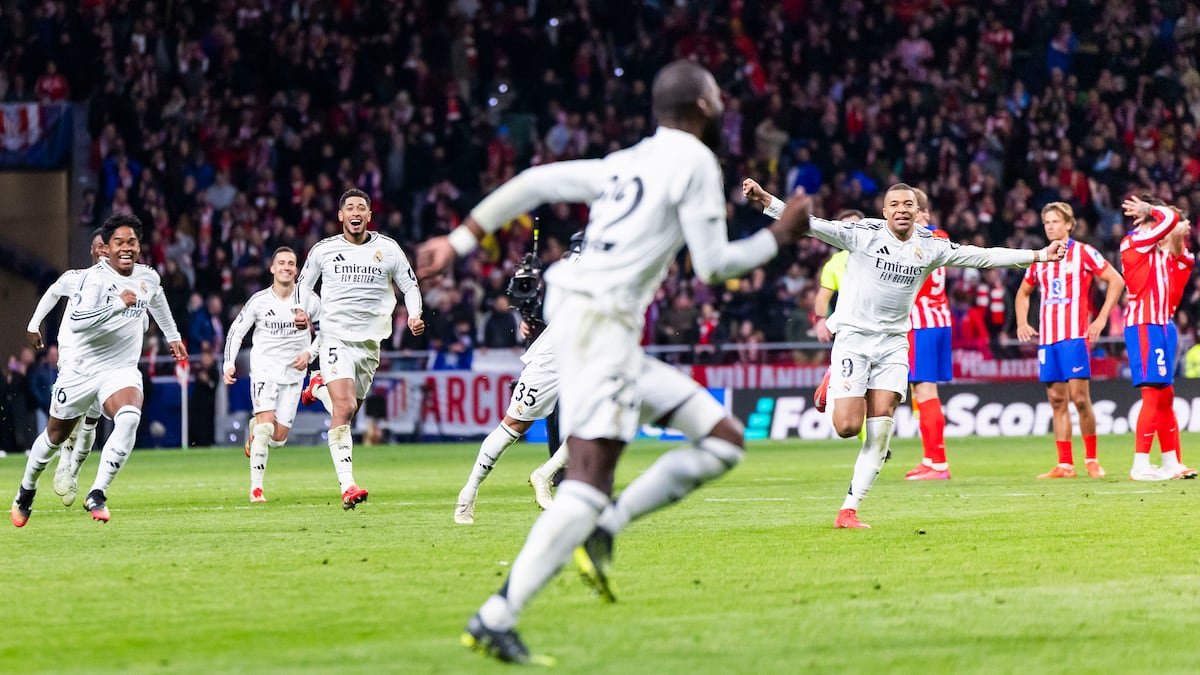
417, 160, 606, 279
938, 239, 1065, 269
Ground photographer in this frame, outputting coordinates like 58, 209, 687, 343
482, 296, 520, 348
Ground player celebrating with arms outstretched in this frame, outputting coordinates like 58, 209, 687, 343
11, 214, 186, 526
420, 60, 813, 663
223, 247, 321, 502
1016, 202, 1125, 479
296, 189, 424, 509
1119, 195, 1192, 480
745, 181, 1065, 529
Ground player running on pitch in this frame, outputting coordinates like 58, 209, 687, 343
11, 214, 186, 526
745, 180, 1065, 529
419, 60, 813, 664
25, 229, 109, 506
295, 188, 425, 509
1016, 202, 1125, 479
223, 247, 321, 502
454, 234, 584, 524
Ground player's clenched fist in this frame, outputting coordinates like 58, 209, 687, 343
293, 308, 309, 330
409, 316, 426, 336
118, 289, 138, 307
1040, 239, 1067, 262
742, 178, 770, 210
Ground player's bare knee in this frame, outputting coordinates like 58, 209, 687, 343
709, 417, 745, 449
1071, 393, 1092, 411
271, 425, 289, 443
663, 391, 730, 443
833, 418, 862, 438
504, 417, 533, 435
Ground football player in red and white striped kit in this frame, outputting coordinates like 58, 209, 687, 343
904, 189, 955, 481
1118, 195, 1191, 480
1016, 202, 1125, 479
1161, 223, 1196, 477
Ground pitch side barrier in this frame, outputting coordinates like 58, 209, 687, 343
733, 380, 1200, 441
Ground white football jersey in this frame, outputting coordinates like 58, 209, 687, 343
296, 232, 421, 342
224, 287, 321, 385
765, 211, 1037, 335
520, 320, 556, 369
65, 260, 181, 374
27, 269, 84, 366
470, 127, 778, 317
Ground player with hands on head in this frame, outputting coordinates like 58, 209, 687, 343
223, 247, 321, 503
1118, 195, 1194, 480
1016, 202, 1125, 479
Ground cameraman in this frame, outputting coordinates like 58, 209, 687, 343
482, 296, 520, 348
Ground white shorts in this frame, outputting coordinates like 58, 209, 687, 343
320, 337, 381, 400
550, 292, 644, 442
251, 380, 303, 428
828, 330, 909, 401
505, 359, 560, 422
636, 358, 723, 436
50, 366, 142, 420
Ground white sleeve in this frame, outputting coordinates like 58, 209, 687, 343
762, 198, 861, 251
935, 242, 1036, 269
147, 285, 182, 343
67, 272, 121, 332
465, 160, 607, 235
223, 296, 256, 366
392, 248, 423, 318
26, 271, 75, 332
304, 295, 321, 362
680, 158, 778, 283
295, 248, 320, 304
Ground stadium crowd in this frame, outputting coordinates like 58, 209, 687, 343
2, 0, 1200, 371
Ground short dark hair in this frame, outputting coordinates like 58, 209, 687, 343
651, 60, 714, 124
886, 183, 916, 198
835, 208, 865, 220
90, 227, 104, 242
271, 246, 296, 262
100, 213, 143, 244
339, 188, 370, 211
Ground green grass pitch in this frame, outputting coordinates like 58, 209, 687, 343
2, 434, 1198, 673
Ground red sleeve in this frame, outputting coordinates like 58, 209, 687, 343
1081, 243, 1110, 275
1022, 264, 1038, 286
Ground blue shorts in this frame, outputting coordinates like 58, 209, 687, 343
1038, 338, 1091, 382
908, 327, 952, 383
1125, 324, 1175, 386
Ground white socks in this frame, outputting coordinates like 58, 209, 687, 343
70, 418, 99, 476
328, 424, 355, 492
250, 422, 273, 490
314, 382, 333, 414
840, 416, 894, 511
464, 423, 521, 492
91, 406, 141, 494
478, 480, 610, 630
533, 442, 569, 479
21, 431, 62, 491
597, 437, 744, 536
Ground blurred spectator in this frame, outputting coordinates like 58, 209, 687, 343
188, 349, 218, 448
481, 296, 519, 348
28, 346, 58, 432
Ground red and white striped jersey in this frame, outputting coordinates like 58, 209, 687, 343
1121, 206, 1181, 326
1022, 239, 1111, 345
910, 229, 952, 329
1168, 249, 1194, 314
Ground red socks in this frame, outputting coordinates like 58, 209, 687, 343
917, 398, 946, 465
1056, 440, 1073, 465
1156, 386, 1181, 462
1135, 387, 1158, 455
1083, 434, 1097, 462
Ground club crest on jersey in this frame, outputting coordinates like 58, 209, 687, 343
139, 281, 148, 294
373, 249, 383, 263
913, 247, 925, 261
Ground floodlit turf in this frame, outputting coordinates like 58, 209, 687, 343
2, 434, 1198, 673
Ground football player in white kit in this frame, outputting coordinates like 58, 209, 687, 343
11, 214, 186, 526
453, 236, 585, 524
419, 60, 814, 663
223, 247, 321, 503
746, 182, 1066, 529
295, 188, 425, 510
24, 228, 109, 506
